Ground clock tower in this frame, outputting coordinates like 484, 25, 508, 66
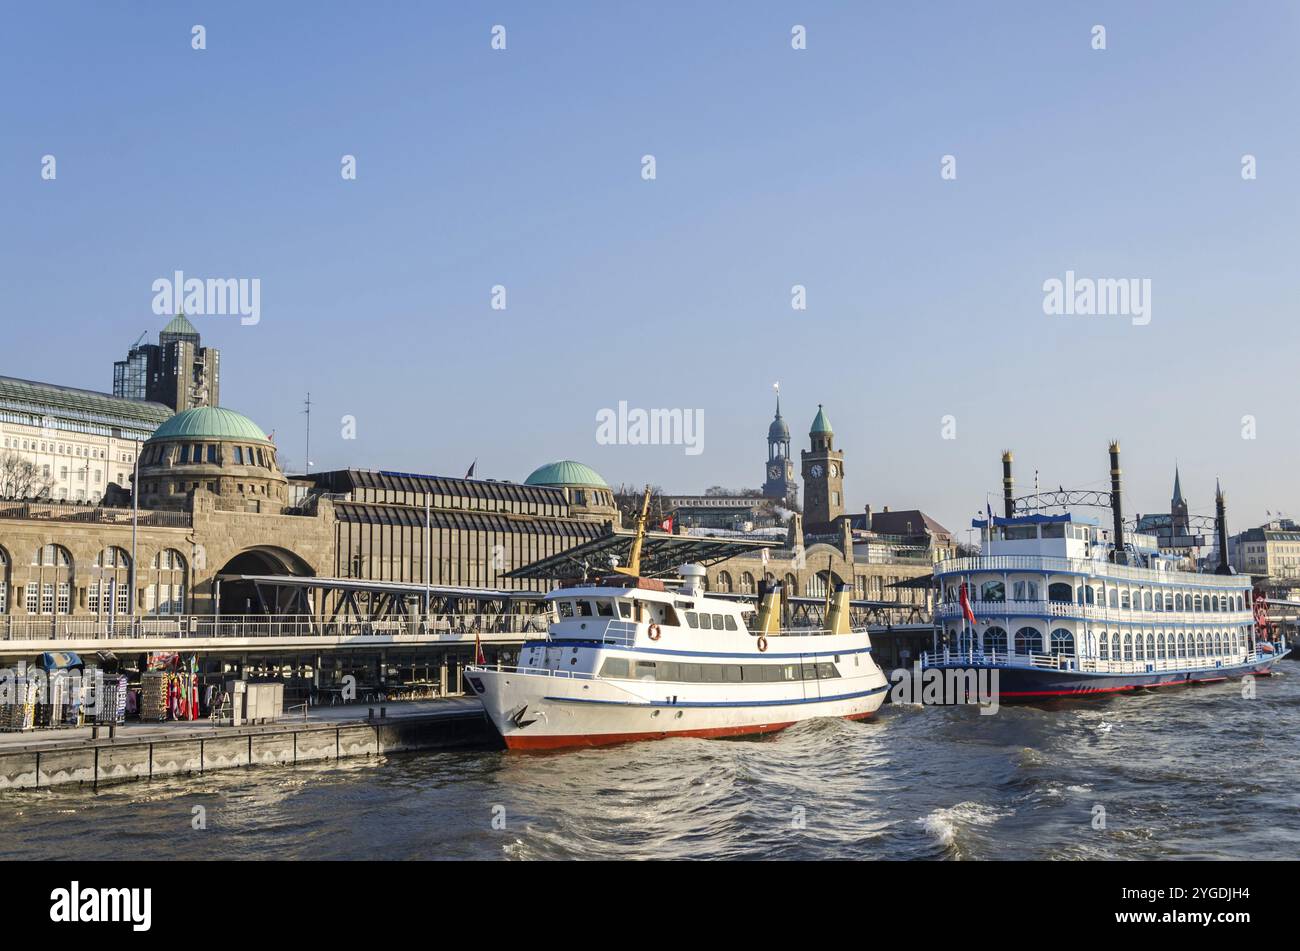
762, 394, 798, 505
801, 404, 844, 533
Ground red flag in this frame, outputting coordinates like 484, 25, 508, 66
474, 629, 485, 665
660, 515, 674, 533
959, 582, 976, 626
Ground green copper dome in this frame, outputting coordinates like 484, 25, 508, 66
147, 407, 272, 445
524, 460, 608, 488
810, 404, 833, 435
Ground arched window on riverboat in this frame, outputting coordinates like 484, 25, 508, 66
983, 626, 1007, 655
1120, 589, 1131, 610
1048, 583, 1073, 604
1174, 593, 1184, 611
981, 580, 1005, 602
1134, 634, 1145, 661
1120, 633, 1133, 661
1110, 632, 1120, 661
1099, 632, 1110, 660
1014, 626, 1043, 655
1154, 592, 1163, 612
1142, 591, 1152, 611
1175, 632, 1186, 659
1156, 633, 1166, 658
1164, 593, 1173, 611
1195, 632, 1206, 657
1050, 628, 1075, 656
1146, 633, 1155, 660
1193, 594, 1203, 612
1109, 588, 1119, 608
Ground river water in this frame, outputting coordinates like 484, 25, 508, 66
3, 666, 1296, 860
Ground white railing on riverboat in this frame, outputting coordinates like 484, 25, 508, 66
920, 647, 1260, 674
937, 555, 1247, 588
934, 600, 1252, 626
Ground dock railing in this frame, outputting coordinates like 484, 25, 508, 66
921, 647, 1260, 675
0, 613, 550, 644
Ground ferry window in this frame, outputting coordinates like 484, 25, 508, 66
1041, 523, 1065, 539
701, 665, 724, 683
1048, 583, 1073, 604
1121, 590, 1131, 610
599, 657, 629, 678
662, 606, 680, 626
699, 613, 712, 630
1154, 593, 1164, 612
711, 614, 725, 629
1122, 634, 1133, 661
1109, 589, 1119, 608
681, 663, 702, 682
635, 661, 657, 681
617, 602, 632, 619
595, 600, 615, 617
764, 664, 785, 682
577, 601, 594, 617
801, 664, 819, 680
684, 611, 699, 628
656, 662, 680, 682
724, 615, 738, 631
724, 665, 743, 683
782, 665, 800, 682
1174, 593, 1184, 611
817, 662, 839, 679
558, 601, 575, 619
1050, 629, 1075, 656
980, 581, 1004, 602
742, 665, 765, 681
1099, 635, 1110, 661
1005, 526, 1037, 540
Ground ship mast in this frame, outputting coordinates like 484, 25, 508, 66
614, 485, 653, 578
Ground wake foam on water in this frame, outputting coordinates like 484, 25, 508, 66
915, 801, 1010, 857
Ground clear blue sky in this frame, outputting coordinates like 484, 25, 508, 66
3, 2, 1297, 538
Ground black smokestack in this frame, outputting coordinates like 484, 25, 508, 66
1109, 442, 1126, 564
1215, 481, 1232, 575
1002, 450, 1015, 519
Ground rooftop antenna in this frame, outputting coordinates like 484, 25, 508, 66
303, 392, 313, 474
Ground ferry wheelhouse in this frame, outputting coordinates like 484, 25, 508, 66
924, 445, 1286, 698
465, 491, 889, 749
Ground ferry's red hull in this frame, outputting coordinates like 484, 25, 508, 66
501, 709, 875, 751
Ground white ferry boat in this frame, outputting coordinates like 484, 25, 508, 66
465, 492, 889, 749
924, 444, 1288, 699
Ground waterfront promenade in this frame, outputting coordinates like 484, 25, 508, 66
0, 697, 494, 790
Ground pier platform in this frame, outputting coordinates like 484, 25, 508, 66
0, 698, 496, 790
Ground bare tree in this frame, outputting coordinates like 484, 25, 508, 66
0, 451, 54, 500
613, 483, 670, 530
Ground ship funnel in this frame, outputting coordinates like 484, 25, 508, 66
1002, 450, 1015, 519
1215, 482, 1233, 575
678, 563, 707, 597
826, 583, 853, 635
1109, 442, 1126, 564
755, 580, 783, 635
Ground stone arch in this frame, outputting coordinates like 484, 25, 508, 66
216, 545, 316, 615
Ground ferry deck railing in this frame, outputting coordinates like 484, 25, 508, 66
934, 599, 1252, 626
937, 554, 1249, 588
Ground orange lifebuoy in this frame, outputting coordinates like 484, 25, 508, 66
648, 623, 662, 641
757, 636, 768, 653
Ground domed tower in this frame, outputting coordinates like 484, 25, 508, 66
136, 407, 287, 512
801, 404, 844, 534
762, 394, 798, 504
524, 460, 618, 523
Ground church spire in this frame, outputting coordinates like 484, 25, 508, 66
1172, 465, 1184, 505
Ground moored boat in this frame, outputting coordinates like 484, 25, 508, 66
466, 489, 889, 749
924, 444, 1289, 700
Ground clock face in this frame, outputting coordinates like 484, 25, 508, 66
829, 463, 839, 477
768, 465, 782, 479
811, 464, 824, 478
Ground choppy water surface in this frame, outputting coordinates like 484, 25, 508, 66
4, 668, 1297, 860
